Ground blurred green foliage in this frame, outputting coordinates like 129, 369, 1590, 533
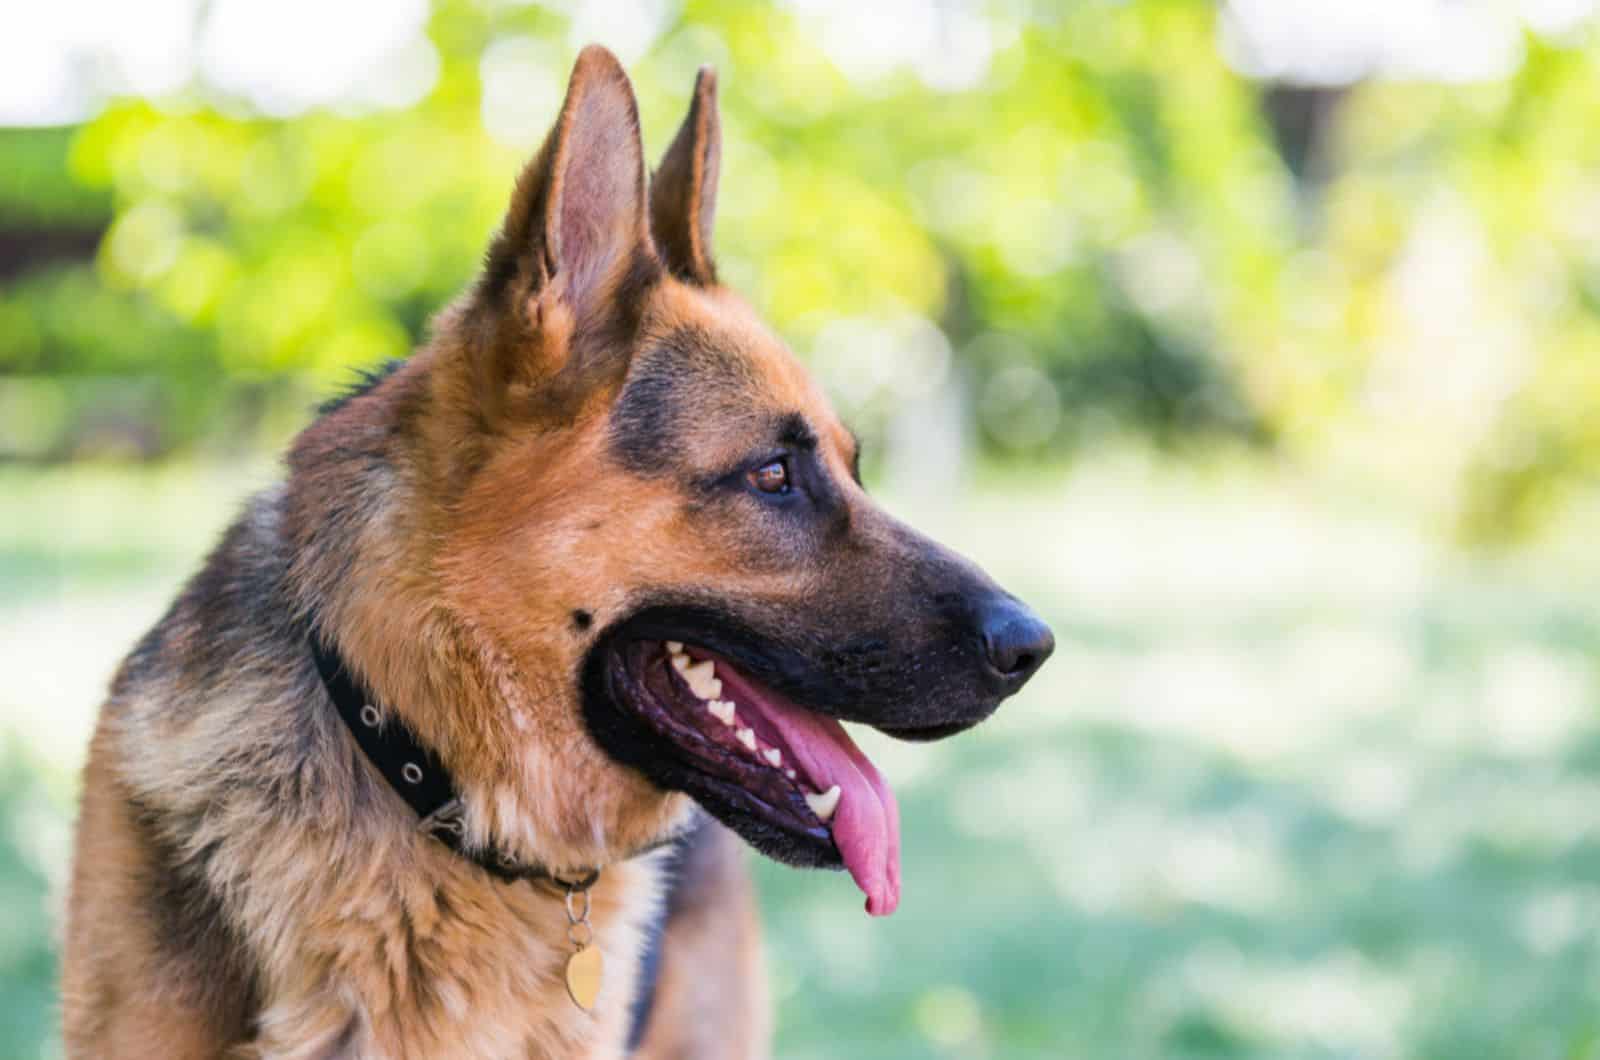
4, 1, 1600, 538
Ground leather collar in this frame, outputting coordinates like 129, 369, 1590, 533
310, 631, 598, 889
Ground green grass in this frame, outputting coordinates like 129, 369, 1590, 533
5, 460, 1600, 1058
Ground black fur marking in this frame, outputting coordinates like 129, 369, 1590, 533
775, 413, 816, 450
608, 325, 756, 475
572, 609, 593, 631
128, 799, 261, 1036
110, 618, 170, 701
624, 819, 702, 1049
316, 358, 407, 416
609, 357, 680, 475
165, 502, 303, 698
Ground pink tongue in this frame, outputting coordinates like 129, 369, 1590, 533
713, 668, 902, 916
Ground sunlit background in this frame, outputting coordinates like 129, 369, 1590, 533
6, 1, 1600, 1056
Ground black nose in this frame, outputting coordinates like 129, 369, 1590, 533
977, 596, 1054, 688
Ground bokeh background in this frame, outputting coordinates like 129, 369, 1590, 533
7, 1, 1600, 1056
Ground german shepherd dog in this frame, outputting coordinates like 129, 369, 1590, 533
61, 46, 1053, 1058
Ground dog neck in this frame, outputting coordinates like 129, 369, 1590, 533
306, 625, 615, 889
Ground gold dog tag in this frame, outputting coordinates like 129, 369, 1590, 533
565, 944, 603, 1011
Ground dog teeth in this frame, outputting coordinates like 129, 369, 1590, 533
682, 660, 719, 699
763, 747, 783, 768
736, 727, 758, 752
707, 700, 736, 726
665, 641, 684, 654
805, 785, 841, 822
671, 654, 690, 673
785, 768, 797, 781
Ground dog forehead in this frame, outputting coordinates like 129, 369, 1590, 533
608, 296, 832, 472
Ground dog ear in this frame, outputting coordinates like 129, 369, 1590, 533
650, 66, 721, 285
479, 45, 657, 391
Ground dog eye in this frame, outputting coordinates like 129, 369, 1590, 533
747, 458, 790, 495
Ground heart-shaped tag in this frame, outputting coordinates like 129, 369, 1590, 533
565, 945, 603, 1012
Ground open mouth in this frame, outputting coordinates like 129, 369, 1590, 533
589, 634, 902, 916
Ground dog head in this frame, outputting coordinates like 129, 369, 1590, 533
416, 47, 1052, 914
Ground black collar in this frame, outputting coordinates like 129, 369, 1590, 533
310, 632, 597, 889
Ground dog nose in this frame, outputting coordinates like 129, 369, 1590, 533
977, 596, 1054, 688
